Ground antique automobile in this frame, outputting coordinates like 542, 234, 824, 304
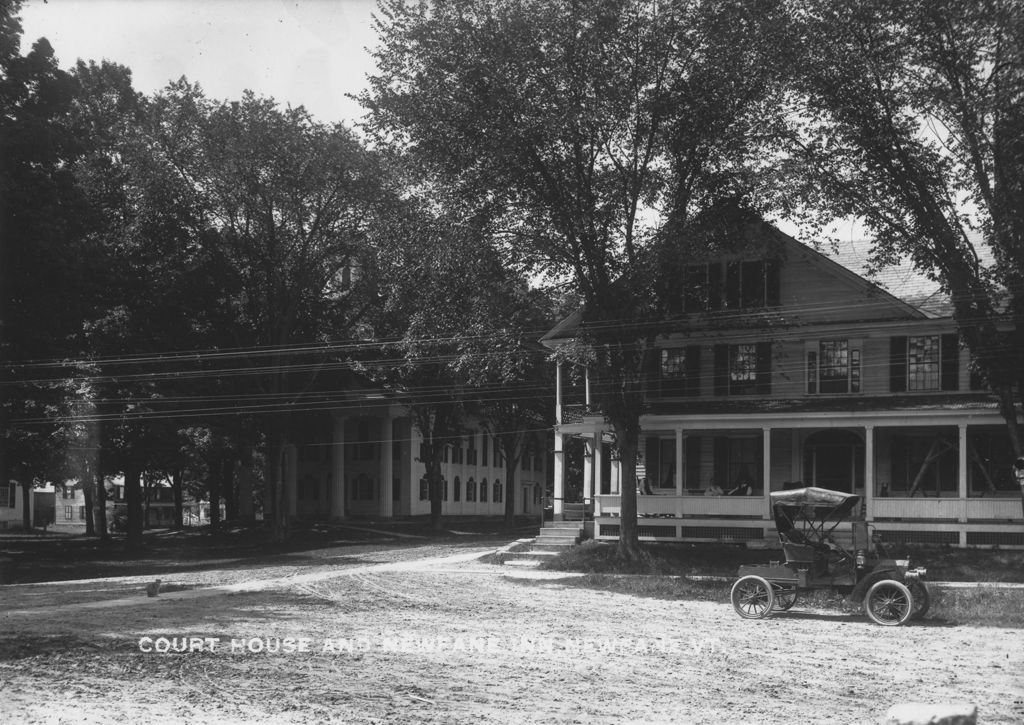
730, 487, 929, 626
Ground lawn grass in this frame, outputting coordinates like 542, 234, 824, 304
541, 539, 1024, 582
540, 540, 1024, 627
0, 516, 535, 584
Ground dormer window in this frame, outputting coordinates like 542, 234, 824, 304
684, 258, 780, 313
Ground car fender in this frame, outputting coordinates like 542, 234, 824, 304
849, 566, 903, 602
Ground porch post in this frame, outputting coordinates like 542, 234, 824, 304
553, 432, 564, 520
594, 433, 604, 508
585, 366, 591, 407
676, 429, 685, 519
330, 416, 346, 519
555, 362, 563, 425
864, 425, 874, 522
583, 435, 595, 502
762, 427, 771, 521
380, 416, 394, 519
958, 424, 968, 531
285, 444, 298, 517
675, 429, 684, 495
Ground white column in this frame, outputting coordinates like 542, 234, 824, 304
553, 432, 564, 519
958, 423, 968, 525
380, 416, 394, 518
864, 425, 874, 522
331, 416, 346, 519
762, 427, 772, 520
584, 367, 591, 407
285, 444, 298, 516
555, 362, 563, 425
594, 434, 604, 514
583, 435, 595, 502
675, 429, 684, 495
676, 429, 686, 519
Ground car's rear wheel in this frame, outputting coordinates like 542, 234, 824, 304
731, 575, 775, 619
771, 584, 798, 611
864, 579, 913, 626
907, 580, 930, 619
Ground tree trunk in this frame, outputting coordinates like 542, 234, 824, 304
266, 432, 289, 542
428, 457, 444, 531
83, 477, 94, 536
171, 468, 184, 529
125, 466, 143, 544
209, 455, 223, 528
93, 469, 108, 539
503, 455, 518, 528
223, 458, 238, 522
613, 419, 642, 559
21, 479, 32, 530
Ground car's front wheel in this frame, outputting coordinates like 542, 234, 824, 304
864, 579, 913, 626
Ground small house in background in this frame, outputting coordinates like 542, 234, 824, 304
543, 222, 1023, 548
0, 481, 33, 530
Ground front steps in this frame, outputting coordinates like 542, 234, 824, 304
502, 519, 585, 568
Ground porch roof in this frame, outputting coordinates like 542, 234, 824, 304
641, 392, 999, 417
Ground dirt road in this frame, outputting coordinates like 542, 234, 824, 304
2, 541, 1022, 724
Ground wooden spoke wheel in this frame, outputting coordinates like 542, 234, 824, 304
907, 580, 930, 619
864, 579, 913, 626
771, 584, 798, 611
731, 575, 776, 619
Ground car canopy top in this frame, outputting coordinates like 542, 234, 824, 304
770, 487, 862, 540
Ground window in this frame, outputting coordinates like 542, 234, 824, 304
454, 476, 461, 502
482, 436, 489, 468
807, 340, 861, 394
683, 259, 780, 313
0, 486, 14, 508
452, 442, 463, 465
466, 478, 477, 502
62, 486, 72, 500
480, 478, 488, 502
714, 343, 771, 396
64, 505, 73, 520
419, 477, 429, 501
645, 437, 676, 490
890, 335, 959, 392
655, 346, 700, 397
467, 435, 477, 466
713, 436, 763, 493
493, 480, 502, 503
78, 506, 86, 520
443, 478, 448, 502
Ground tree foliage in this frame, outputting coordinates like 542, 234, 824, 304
782, 0, 1024, 472
362, 0, 789, 554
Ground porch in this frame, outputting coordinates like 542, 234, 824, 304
553, 410, 1024, 548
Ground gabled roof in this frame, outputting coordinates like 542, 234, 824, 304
540, 223, 938, 345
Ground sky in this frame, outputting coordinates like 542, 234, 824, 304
20, 0, 381, 126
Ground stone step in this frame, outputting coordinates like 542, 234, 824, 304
535, 535, 579, 546
503, 558, 543, 568
532, 543, 577, 553
504, 549, 559, 560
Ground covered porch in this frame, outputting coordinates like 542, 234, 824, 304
553, 408, 1024, 548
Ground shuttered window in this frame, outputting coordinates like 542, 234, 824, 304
890, 334, 959, 392
714, 343, 771, 396
807, 340, 861, 394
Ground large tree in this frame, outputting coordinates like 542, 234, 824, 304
781, 0, 1024, 504
362, 0, 788, 555
145, 83, 382, 541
